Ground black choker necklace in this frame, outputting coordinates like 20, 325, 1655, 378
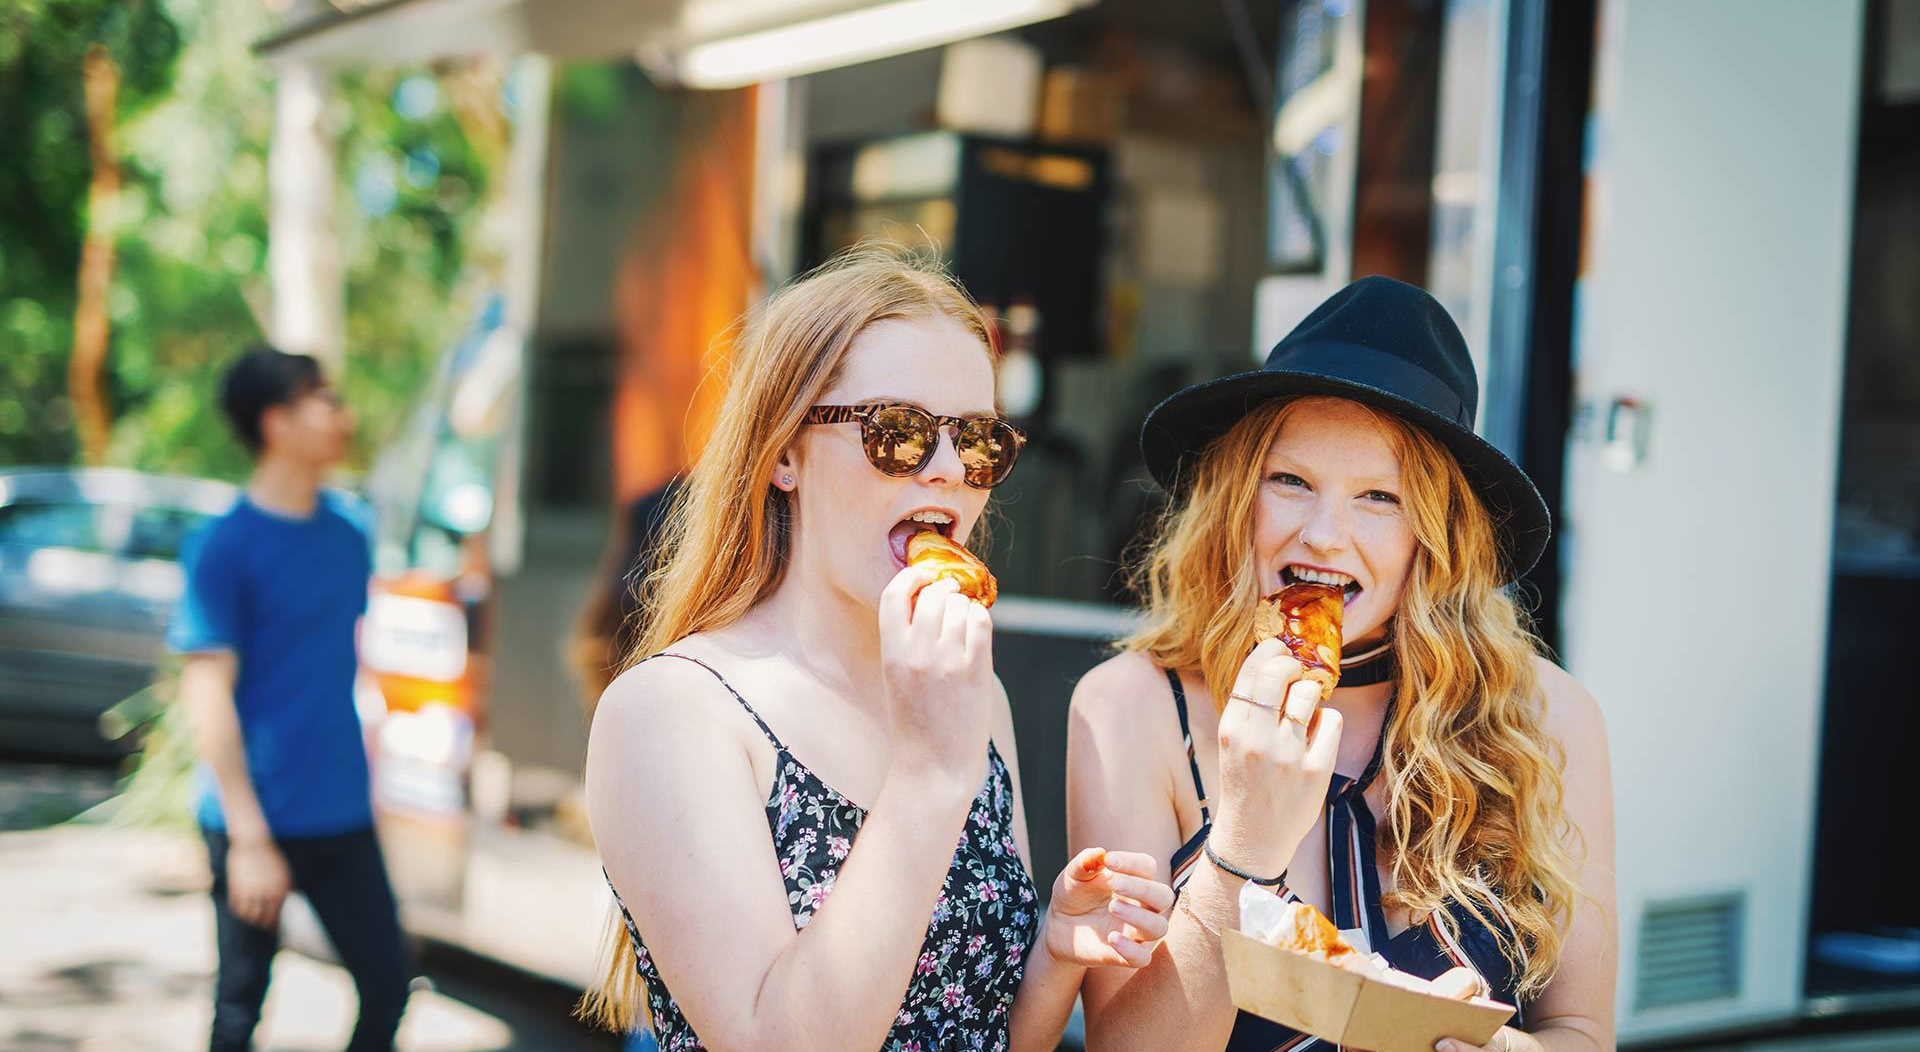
1336, 641, 1395, 688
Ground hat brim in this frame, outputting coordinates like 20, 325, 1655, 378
1139, 370, 1551, 581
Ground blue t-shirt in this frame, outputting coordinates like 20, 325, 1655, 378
168, 489, 376, 837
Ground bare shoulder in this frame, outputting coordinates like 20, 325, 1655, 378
587, 646, 762, 781
584, 644, 780, 869
1068, 648, 1185, 773
1530, 654, 1608, 760
1070, 648, 1174, 726
595, 650, 728, 730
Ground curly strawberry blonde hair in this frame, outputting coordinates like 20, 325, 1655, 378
1124, 396, 1582, 998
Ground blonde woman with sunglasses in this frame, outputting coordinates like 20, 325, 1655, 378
580, 245, 1175, 1052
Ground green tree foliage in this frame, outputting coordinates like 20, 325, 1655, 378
0, 0, 181, 465
0, 0, 510, 481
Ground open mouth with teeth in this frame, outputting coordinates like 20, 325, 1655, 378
889, 510, 957, 568
1281, 564, 1363, 606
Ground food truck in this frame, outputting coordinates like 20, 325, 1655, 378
257, 0, 1916, 1041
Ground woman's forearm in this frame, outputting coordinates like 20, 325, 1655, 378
1516, 1021, 1612, 1052
1444, 1020, 1610, 1052
1007, 930, 1086, 1052
717, 767, 979, 1052
1083, 863, 1241, 1052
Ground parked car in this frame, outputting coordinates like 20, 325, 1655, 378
0, 468, 237, 758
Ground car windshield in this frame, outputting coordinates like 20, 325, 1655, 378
0, 502, 112, 553
0, 500, 209, 561
126, 506, 206, 561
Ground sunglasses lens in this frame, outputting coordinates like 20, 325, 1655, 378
864, 405, 936, 476
957, 419, 1021, 488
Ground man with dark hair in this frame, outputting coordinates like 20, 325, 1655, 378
218, 344, 324, 452
171, 346, 412, 1052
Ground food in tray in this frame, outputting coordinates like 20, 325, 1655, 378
1242, 890, 1489, 1002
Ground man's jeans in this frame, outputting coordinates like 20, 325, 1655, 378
203, 825, 412, 1052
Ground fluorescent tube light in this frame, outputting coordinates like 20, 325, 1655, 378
669, 0, 1084, 89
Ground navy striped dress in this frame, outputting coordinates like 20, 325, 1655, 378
1164, 669, 1526, 1051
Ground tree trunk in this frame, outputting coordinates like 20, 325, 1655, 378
69, 43, 120, 465
268, 60, 343, 374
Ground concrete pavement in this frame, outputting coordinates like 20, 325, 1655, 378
0, 821, 615, 1052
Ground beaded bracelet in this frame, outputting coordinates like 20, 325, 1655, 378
1176, 896, 1220, 939
1204, 839, 1287, 887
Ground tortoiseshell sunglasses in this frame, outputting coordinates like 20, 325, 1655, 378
803, 402, 1028, 489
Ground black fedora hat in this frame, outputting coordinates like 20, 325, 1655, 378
1139, 275, 1550, 581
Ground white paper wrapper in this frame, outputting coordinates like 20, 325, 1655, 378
1237, 882, 1294, 943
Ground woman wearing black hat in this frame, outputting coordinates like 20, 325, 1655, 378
1066, 277, 1616, 1052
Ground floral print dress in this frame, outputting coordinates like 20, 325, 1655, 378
612, 653, 1040, 1052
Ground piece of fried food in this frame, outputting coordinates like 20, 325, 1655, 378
1254, 583, 1345, 695
1264, 900, 1364, 968
906, 531, 999, 608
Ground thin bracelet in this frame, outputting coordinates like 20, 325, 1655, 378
1204, 839, 1287, 887
1176, 895, 1220, 939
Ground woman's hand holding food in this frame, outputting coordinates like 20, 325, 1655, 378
878, 567, 997, 788
1208, 638, 1345, 880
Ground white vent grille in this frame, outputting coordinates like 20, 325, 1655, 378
1636, 894, 1743, 1011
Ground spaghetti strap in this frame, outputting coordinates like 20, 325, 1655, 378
646, 652, 785, 752
1166, 668, 1211, 824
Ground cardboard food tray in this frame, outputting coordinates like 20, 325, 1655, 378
1221, 928, 1515, 1052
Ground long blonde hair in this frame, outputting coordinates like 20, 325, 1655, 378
1124, 396, 1581, 999
578, 243, 993, 1032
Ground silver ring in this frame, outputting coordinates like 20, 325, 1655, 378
1228, 692, 1281, 713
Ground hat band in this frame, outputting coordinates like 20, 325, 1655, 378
1268, 341, 1471, 429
